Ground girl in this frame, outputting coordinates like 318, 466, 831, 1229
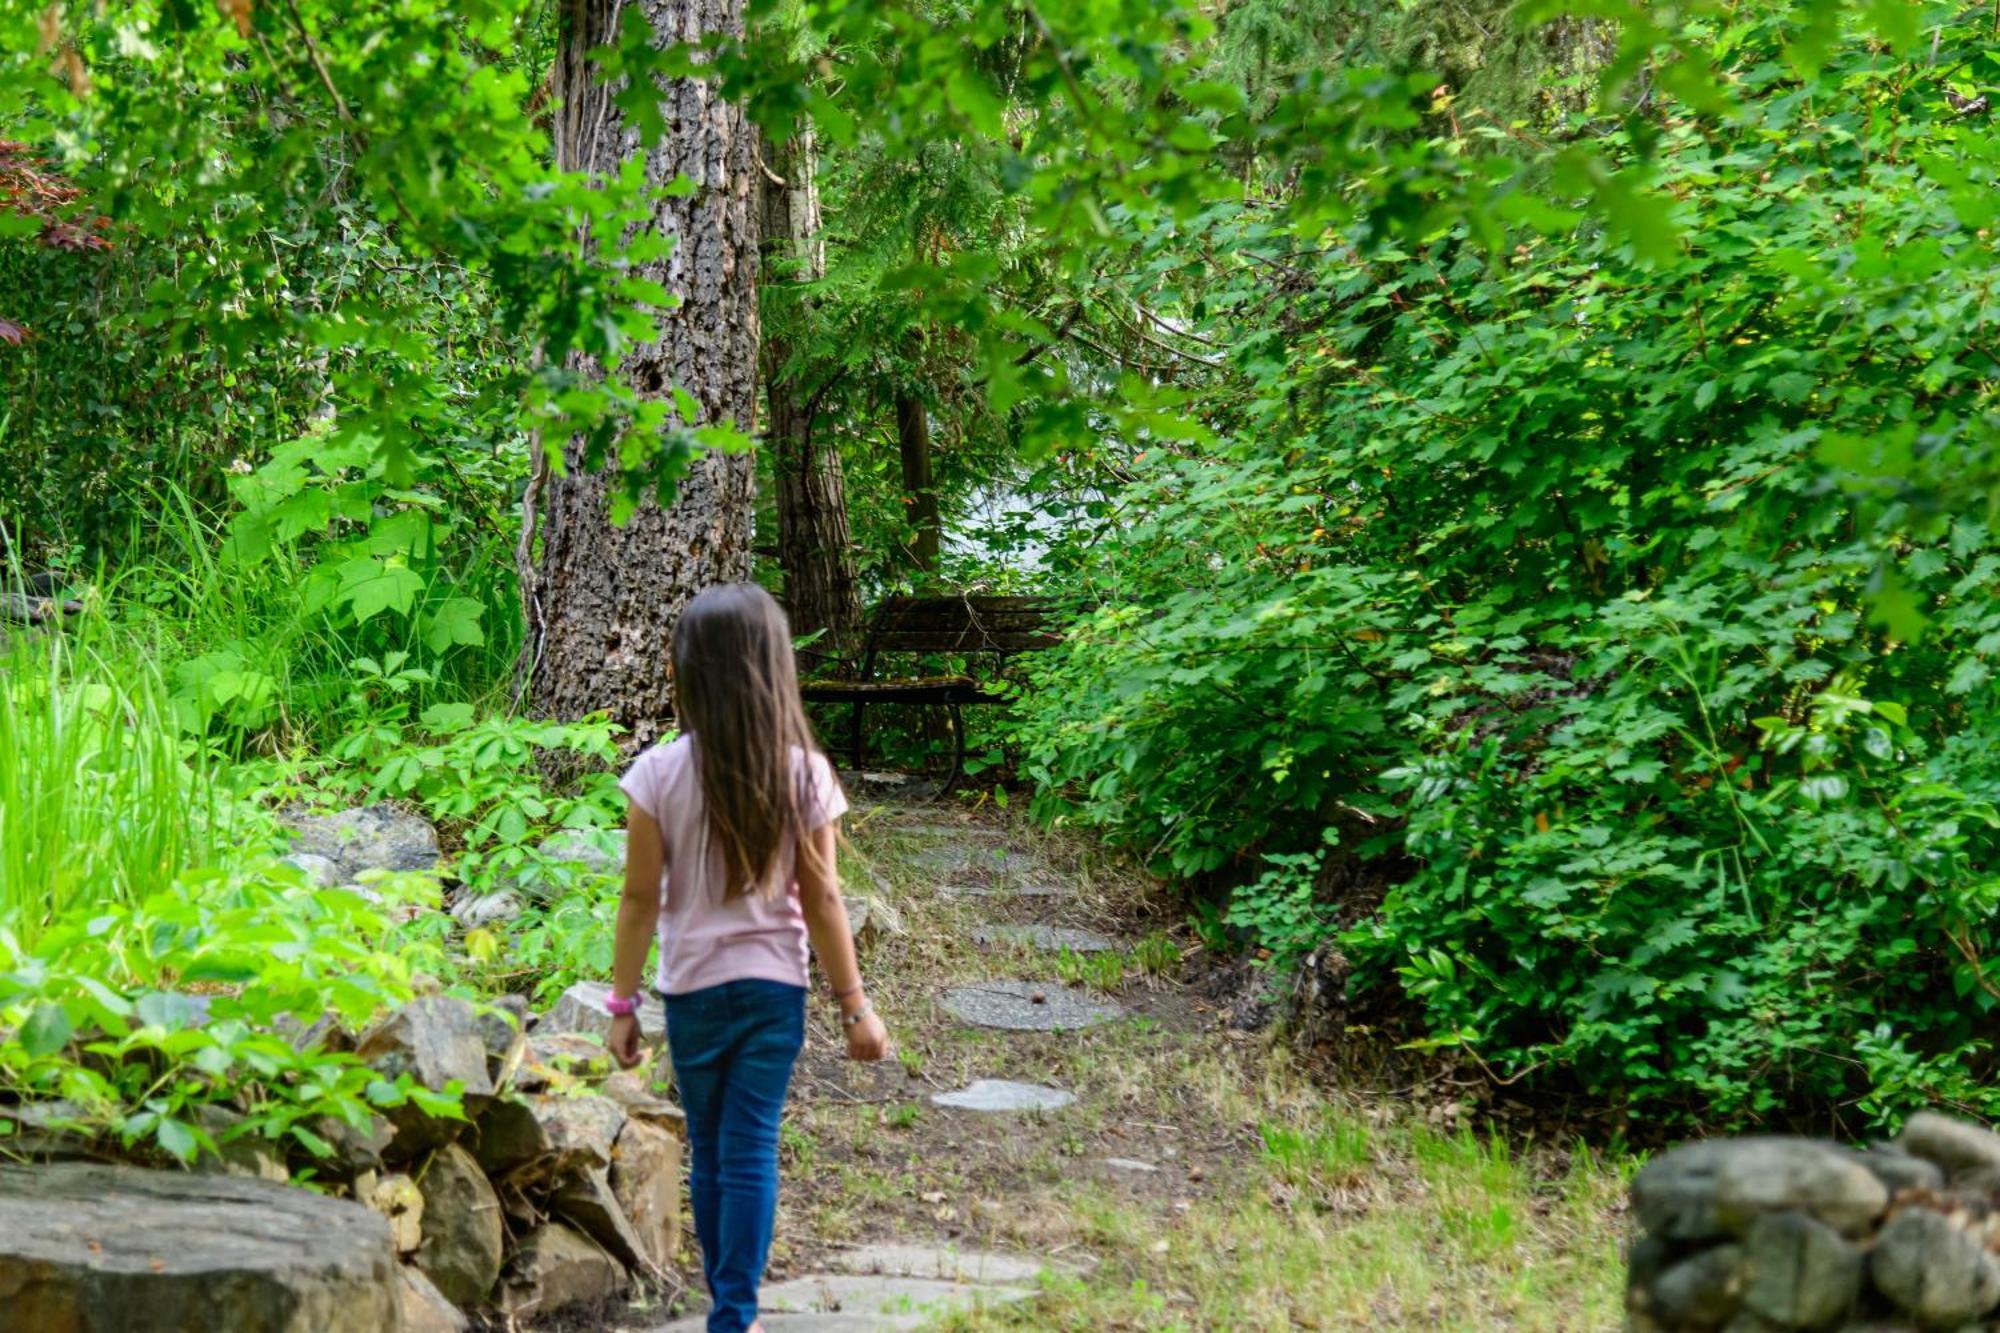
605, 582, 889, 1333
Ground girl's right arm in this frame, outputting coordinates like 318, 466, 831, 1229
608, 798, 665, 1069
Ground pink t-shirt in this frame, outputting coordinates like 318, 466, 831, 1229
619, 735, 848, 996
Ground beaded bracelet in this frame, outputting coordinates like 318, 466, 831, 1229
840, 1001, 875, 1029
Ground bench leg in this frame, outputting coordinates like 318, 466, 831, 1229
939, 703, 966, 798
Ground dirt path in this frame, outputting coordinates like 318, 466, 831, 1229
637, 796, 1630, 1332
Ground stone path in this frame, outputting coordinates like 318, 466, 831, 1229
967, 923, 1117, 953
649, 805, 1123, 1331
649, 1243, 1049, 1331
940, 980, 1124, 1032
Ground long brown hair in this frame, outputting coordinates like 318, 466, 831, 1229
672, 583, 836, 899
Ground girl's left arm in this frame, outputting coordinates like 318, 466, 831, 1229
608, 798, 665, 1068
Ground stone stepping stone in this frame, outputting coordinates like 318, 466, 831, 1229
649, 1246, 1053, 1331
931, 1080, 1075, 1113
940, 880, 1064, 899
825, 1242, 1052, 1284
909, 846, 1041, 876
890, 821, 1009, 841
969, 924, 1117, 953
940, 981, 1124, 1032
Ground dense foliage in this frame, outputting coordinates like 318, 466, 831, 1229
1016, 5, 2000, 1123
2, 0, 1997, 1159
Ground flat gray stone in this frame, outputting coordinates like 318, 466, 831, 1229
892, 822, 1008, 841
940, 981, 1124, 1032
655, 1314, 926, 1332
940, 880, 1064, 899
760, 1273, 1033, 1317
910, 846, 1042, 877
931, 1080, 1075, 1113
969, 924, 1117, 953
1103, 1158, 1159, 1173
825, 1243, 1051, 1284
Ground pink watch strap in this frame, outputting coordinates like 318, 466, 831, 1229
604, 991, 638, 1017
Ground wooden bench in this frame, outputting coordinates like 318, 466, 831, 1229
800, 594, 1058, 790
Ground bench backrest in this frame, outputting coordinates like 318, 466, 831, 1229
859, 595, 1059, 675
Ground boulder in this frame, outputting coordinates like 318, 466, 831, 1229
356, 1171, 424, 1254
1898, 1111, 2000, 1175
472, 1098, 554, 1178
0, 1161, 397, 1332
284, 804, 440, 880
601, 1071, 688, 1138
306, 1112, 394, 1179
553, 1165, 652, 1273
190, 1105, 289, 1183
497, 1223, 627, 1321
515, 1032, 620, 1093
1848, 1143, 1946, 1197
474, 996, 530, 1091
1631, 1138, 1887, 1240
396, 1266, 468, 1333
449, 889, 523, 930
546, 981, 666, 1050
0, 1099, 98, 1162
356, 997, 495, 1155
282, 852, 342, 889
1740, 1210, 1861, 1328
526, 829, 626, 892
415, 1143, 504, 1310
610, 1118, 683, 1273
1644, 1243, 1745, 1328
1870, 1205, 2000, 1328
529, 1094, 626, 1169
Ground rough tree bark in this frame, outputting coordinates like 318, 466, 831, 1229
758, 126, 862, 663
895, 392, 940, 573
522, 0, 758, 744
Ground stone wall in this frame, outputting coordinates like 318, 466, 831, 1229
1628, 1112, 2000, 1331
0, 983, 686, 1329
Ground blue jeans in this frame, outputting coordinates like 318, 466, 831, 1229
661, 978, 807, 1333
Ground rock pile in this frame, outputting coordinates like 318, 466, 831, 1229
1628, 1111, 2000, 1331
0, 986, 684, 1330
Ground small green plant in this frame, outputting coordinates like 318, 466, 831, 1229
896, 1045, 924, 1078
0, 859, 437, 1164
885, 1103, 922, 1131
1056, 948, 1127, 993
780, 1122, 816, 1170
1132, 930, 1183, 978
1187, 898, 1232, 957
1258, 1112, 1375, 1189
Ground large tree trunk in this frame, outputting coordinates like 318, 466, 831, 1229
759, 127, 861, 665
523, 0, 758, 745
895, 392, 940, 573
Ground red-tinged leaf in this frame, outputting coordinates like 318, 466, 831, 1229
0, 317, 24, 345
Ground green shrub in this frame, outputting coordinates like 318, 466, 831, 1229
1017, 10, 2000, 1124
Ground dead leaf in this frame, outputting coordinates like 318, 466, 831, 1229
58, 46, 89, 96
215, 0, 252, 37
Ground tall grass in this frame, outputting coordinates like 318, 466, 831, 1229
0, 621, 221, 946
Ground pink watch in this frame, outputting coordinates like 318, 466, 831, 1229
604, 991, 639, 1017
